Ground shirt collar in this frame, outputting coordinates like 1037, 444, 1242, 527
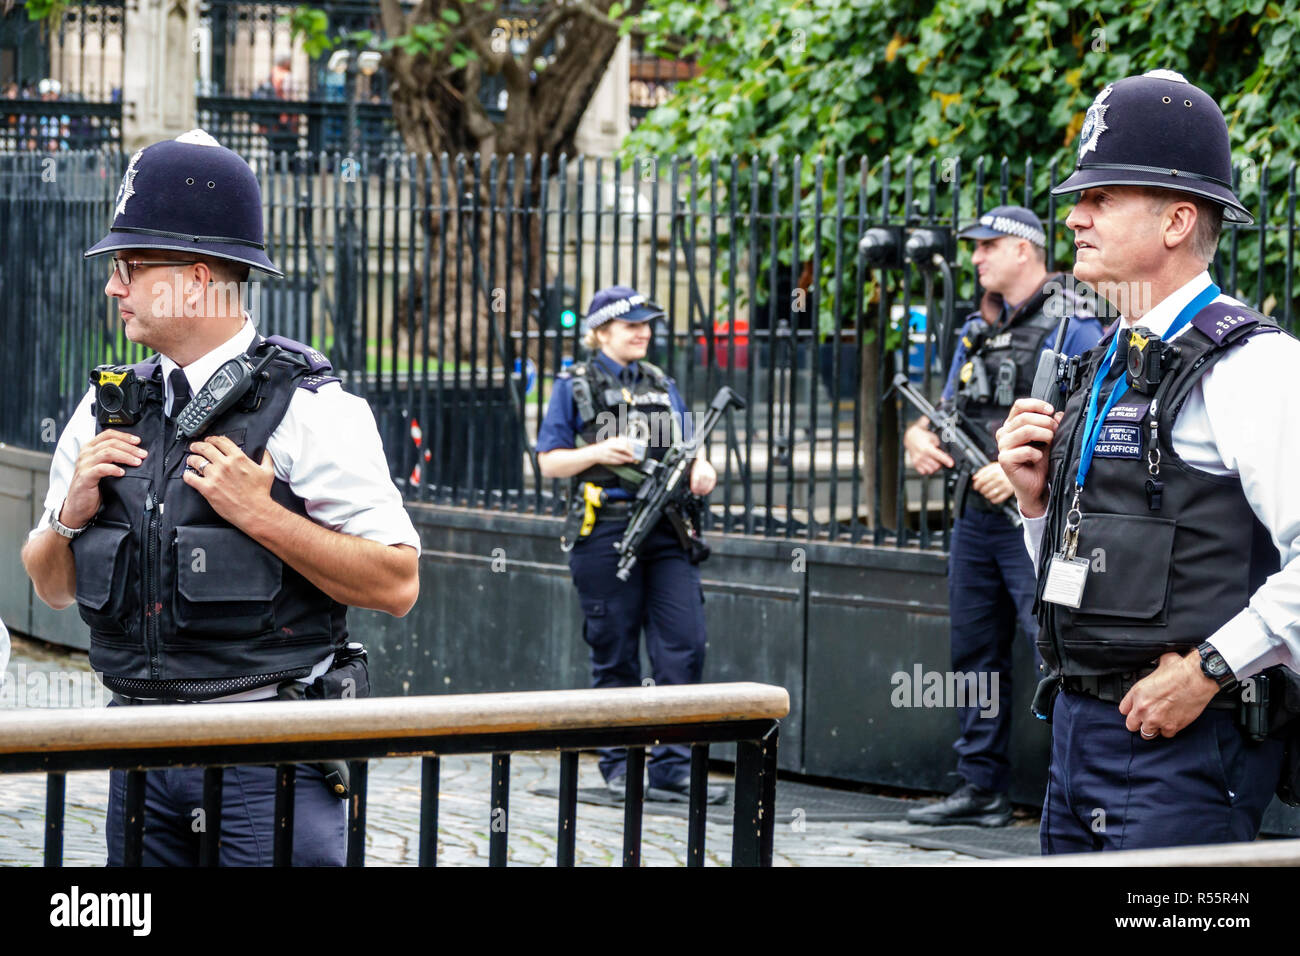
1120, 271, 1214, 340
594, 351, 638, 381
159, 315, 258, 399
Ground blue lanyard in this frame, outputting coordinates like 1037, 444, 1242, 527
1074, 282, 1220, 490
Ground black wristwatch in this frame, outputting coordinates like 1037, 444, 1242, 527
1197, 642, 1238, 692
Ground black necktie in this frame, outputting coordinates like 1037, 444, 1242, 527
620, 365, 636, 386
169, 369, 191, 420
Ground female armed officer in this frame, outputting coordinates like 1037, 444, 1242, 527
536, 286, 725, 804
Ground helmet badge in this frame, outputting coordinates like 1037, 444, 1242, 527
1077, 85, 1113, 161
115, 148, 144, 218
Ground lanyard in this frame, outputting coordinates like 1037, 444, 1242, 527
1074, 282, 1220, 491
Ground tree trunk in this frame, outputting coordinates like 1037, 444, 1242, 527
858, 292, 899, 534
376, 0, 638, 361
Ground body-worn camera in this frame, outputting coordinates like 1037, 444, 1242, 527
1119, 325, 1180, 395
90, 365, 148, 427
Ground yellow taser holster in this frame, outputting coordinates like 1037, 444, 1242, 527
578, 481, 607, 538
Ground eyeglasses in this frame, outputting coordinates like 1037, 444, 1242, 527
110, 257, 200, 286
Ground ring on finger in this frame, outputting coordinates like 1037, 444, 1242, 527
1140, 728, 1158, 739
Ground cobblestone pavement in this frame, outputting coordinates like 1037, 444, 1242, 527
1, 637, 975, 867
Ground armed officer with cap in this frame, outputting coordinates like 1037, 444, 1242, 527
20, 130, 420, 866
904, 206, 1102, 827
999, 71, 1300, 851
537, 285, 726, 804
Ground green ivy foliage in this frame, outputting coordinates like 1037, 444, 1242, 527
625, 0, 1300, 332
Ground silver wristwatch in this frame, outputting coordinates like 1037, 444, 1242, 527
48, 503, 87, 540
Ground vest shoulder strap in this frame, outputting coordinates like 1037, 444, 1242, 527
129, 354, 163, 379
253, 334, 342, 392
1009, 303, 1062, 336
569, 364, 598, 424
258, 334, 333, 372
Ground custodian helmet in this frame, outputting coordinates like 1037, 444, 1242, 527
1051, 70, 1252, 226
84, 129, 282, 277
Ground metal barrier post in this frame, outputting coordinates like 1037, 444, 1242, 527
731, 724, 779, 867
44, 773, 65, 868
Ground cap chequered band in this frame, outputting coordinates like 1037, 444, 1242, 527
979, 214, 1046, 247
587, 293, 649, 327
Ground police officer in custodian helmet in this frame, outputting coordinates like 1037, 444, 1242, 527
537, 286, 726, 805
998, 71, 1300, 852
903, 207, 1101, 827
20, 130, 421, 865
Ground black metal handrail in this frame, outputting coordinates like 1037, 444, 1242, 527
0, 682, 786, 867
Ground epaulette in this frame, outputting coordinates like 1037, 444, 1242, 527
1190, 301, 1280, 347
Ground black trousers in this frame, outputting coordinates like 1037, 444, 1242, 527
567, 516, 706, 787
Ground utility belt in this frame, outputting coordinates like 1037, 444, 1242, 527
110, 642, 369, 800
1063, 669, 1239, 712
560, 481, 635, 551
1034, 665, 1271, 736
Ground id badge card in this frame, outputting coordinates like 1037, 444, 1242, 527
1042, 554, 1090, 608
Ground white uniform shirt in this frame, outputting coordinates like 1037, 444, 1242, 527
1023, 271, 1300, 681
31, 319, 421, 700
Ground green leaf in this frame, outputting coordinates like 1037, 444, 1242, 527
441, 7, 462, 24
624, 0, 1300, 328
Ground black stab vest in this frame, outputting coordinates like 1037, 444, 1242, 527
955, 276, 1073, 459
71, 336, 349, 699
1035, 301, 1284, 678
569, 358, 678, 494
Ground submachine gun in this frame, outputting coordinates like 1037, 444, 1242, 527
890, 372, 1022, 529
613, 385, 746, 581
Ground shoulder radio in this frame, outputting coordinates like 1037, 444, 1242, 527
175, 347, 282, 440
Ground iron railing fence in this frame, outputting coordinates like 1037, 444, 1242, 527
0, 1, 125, 151
2, 148, 1296, 550
0, 683, 785, 867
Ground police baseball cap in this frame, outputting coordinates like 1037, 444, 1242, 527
956, 205, 1047, 247
584, 285, 665, 332
85, 129, 283, 277
1052, 70, 1252, 225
